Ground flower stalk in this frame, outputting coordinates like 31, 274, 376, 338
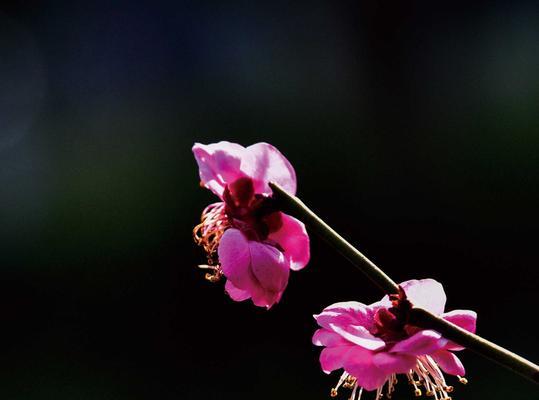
270, 182, 539, 384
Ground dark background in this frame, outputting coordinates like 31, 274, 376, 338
1, 1, 538, 399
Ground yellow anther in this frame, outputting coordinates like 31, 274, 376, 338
445, 386, 454, 393
204, 272, 221, 282
426, 390, 434, 396
414, 389, 422, 397
330, 388, 338, 397
458, 377, 468, 385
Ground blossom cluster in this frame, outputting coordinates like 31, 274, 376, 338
192, 141, 476, 399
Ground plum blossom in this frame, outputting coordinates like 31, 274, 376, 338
313, 279, 476, 399
192, 141, 310, 308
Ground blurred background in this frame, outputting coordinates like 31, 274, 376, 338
1, 1, 538, 399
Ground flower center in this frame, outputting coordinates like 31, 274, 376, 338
193, 177, 282, 281
372, 287, 413, 343
223, 177, 282, 241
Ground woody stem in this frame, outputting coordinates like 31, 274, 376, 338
269, 183, 399, 295
409, 308, 539, 384
269, 182, 539, 384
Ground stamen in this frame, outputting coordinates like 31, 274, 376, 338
349, 382, 359, 400
344, 375, 357, 389
407, 372, 422, 396
193, 202, 230, 280
413, 356, 465, 400
331, 372, 350, 397
197, 264, 223, 282
387, 374, 396, 398
327, 358, 466, 399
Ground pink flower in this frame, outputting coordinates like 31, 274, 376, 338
192, 141, 310, 308
313, 279, 476, 399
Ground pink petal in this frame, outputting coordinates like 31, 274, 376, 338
440, 310, 477, 351
372, 352, 417, 374
366, 299, 392, 313
268, 214, 310, 271
431, 350, 466, 376
380, 279, 447, 315
250, 286, 282, 309
241, 142, 297, 195
312, 329, 351, 347
193, 142, 246, 197
218, 229, 288, 309
342, 347, 388, 391
315, 301, 376, 331
224, 280, 251, 302
320, 346, 352, 374
314, 303, 384, 350
329, 323, 386, 351
442, 310, 477, 333
249, 242, 290, 292
390, 330, 446, 355
218, 229, 258, 291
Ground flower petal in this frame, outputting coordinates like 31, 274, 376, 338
382, 279, 447, 315
342, 347, 388, 391
315, 301, 376, 331
193, 142, 246, 197
314, 302, 384, 350
224, 280, 251, 302
218, 229, 258, 291
250, 287, 282, 309
442, 309, 477, 333
390, 330, 446, 355
329, 323, 386, 351
440, 309, 477, 351
312, 329, 351, 347
372, 352, 417, 374
320, 346, 351, 374
431, 350, 466, 376
268, 214, 310, 271
241, 142, 297, 195
249, 242, 290, 292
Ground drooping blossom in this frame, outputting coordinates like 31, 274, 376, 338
192, 141, 310, 308
313, 279, 476, 399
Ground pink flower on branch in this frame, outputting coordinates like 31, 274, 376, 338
192, 141, 310, 308
313, 279, 476, 399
